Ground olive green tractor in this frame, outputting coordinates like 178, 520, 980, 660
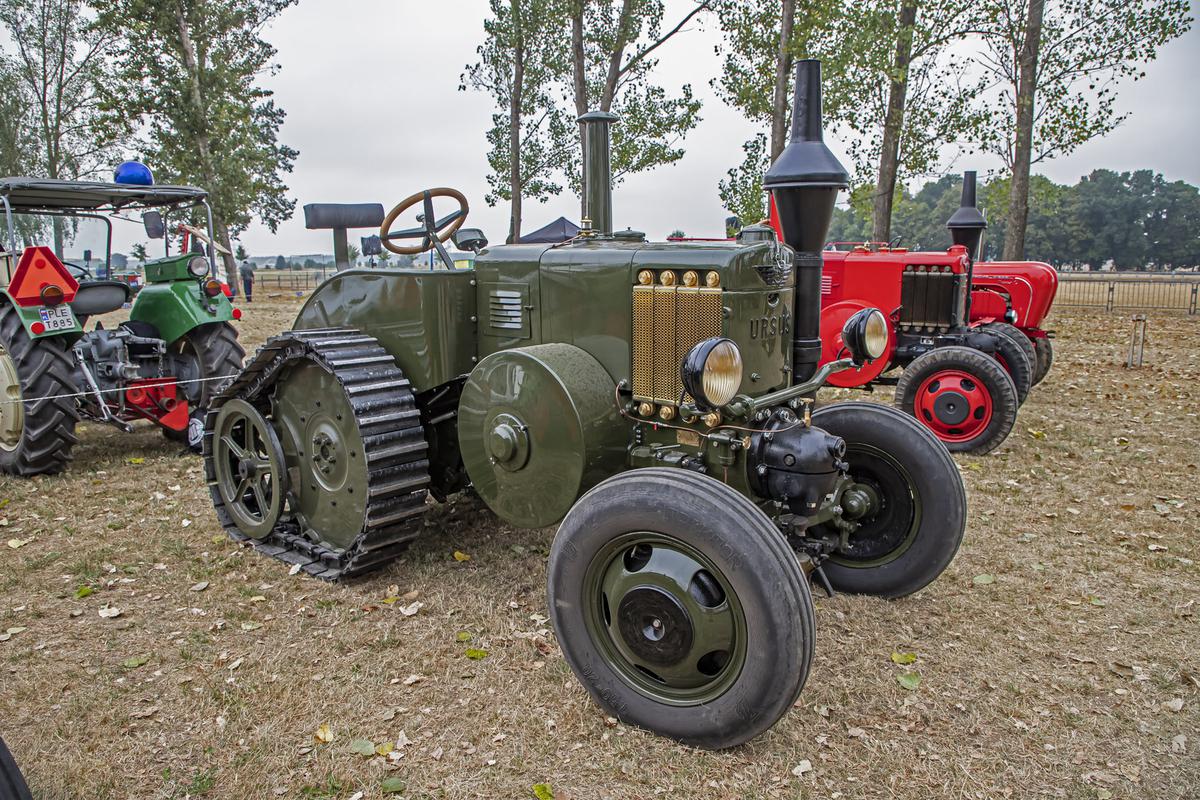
204, 61, 966, 748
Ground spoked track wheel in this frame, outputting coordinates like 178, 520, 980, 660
203, 329, 431, 580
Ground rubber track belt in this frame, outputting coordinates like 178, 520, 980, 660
203, 328, 430, 581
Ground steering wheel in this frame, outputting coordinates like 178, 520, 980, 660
379, 188, 469, 256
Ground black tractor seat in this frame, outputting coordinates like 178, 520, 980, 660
70, 279, 131, 317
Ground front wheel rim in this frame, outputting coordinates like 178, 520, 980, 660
830, 443, 921, 568
0, 345, 23, 452
583, 532, 747, 706
915, 368, 993, 442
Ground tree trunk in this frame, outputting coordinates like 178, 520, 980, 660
174, 3, 235, 287
770, 0, 797, 160
1003, 0, 1044, 260
872, 2, 918, 244
571, 1, 589, 218
507, 0, 526, 244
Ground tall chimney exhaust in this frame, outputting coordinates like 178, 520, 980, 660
946, 171, 987, 260
762, 59, 849, 386
579, 110, 618, 236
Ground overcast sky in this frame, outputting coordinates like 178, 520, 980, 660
223, 0, 1198, 258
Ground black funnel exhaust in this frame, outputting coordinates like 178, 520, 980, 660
946, 171, 987, 260
763, 59, 849, 386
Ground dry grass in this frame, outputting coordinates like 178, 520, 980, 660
1, 295, 1197, 800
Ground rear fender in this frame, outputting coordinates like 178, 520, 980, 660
971, 261, 1058, 328
0, 291, 84, 340
129, 280, 234, 344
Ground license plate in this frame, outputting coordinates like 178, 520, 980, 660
37, 305, 77, 332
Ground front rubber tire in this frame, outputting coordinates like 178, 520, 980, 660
810, 402, 966, 598
895, 345, 1018, 455
981, 322, 1035, 403
547, 468, 814, 750
165, 322, 244, 451
1032, 337, 1053, 385
0, 735, 33, 800
0, 302, 80, 476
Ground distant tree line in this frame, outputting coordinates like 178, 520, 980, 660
827, 169, 1200, 270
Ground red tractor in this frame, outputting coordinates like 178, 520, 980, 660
765, 172, 1058, 454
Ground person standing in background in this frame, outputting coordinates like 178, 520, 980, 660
239, 259, 256, 302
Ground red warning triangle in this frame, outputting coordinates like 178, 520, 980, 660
8, 246, 78, 306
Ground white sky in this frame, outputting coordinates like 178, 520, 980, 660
142, 0, 1200, 256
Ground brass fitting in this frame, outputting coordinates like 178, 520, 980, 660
658, 405, 676, 421
637, 401, 655, 417
701, 411, 721, 428
682, 270, 699, 287
705, 271, 720, 288
637, 269, 653, 285
660, 270, 677, 286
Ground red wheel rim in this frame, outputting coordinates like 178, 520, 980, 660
914, 369, 993, 443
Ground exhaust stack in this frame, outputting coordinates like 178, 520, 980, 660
762, 59, 849, 386
579, 110, 618, 236
946, 171, 987, 260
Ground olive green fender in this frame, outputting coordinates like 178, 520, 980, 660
292, 268, 478, 391
129, 281, 235, 344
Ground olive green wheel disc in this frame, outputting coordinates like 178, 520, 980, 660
0, 344, 23, 452
548, 468, 814, 750
271, 361, 370, 550
585, 532, 747, 704
211, 399, 287, 539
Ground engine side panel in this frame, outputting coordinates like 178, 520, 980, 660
293, 268, 477, 391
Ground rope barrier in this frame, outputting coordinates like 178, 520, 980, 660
0, 374, 230, 405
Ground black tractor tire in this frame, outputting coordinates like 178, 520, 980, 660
810, 402, 966, 598
0, 735, 33, 800
547, 467, 814, 750
0, 303, 80, 476
1032, 337, 1054, 386
981, 322, 1035, 403
164, 322, 244, 451
894, 345, 1018, 455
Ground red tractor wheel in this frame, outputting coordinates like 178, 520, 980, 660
895, 346, 1018, 455
981, 322, 1035, 404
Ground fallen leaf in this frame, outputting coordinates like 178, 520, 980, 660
190, 581, 209, 592
314, 723, 334, 744
532, 784, 555, 800
897, 671, 921, 691
249, 595, 266, 603
127, 457, 145, 465
465, 648, 489, 661
791, 759, 813, 777
6, 538, 29, 549
1028, 429, 1046, 440
847, 727, 867, 738
402, 674, 424, 686
129, 705, 159, 719
456, 631, 473, 642
400, 590, 419, 602
98, 606, 121, 619
240, 622, 263, 631
1162, 697, 1183, 712
394, 730, 412, 749
1172, 734, 1187, 753
74, 585, 93, 599
349, 738, 375, 757
430, 746, 444, 761
123, 654, 151, 669
375, 741, 394, 756
381, 777, 406, 795
399, 601, 423, 617
972, 574, 995, 585
453, 551, 471, 562
891, 652, 917, 665
227, 657, 243, 671
288, 563, 302, 576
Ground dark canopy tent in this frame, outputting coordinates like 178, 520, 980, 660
520, 216, 580, 243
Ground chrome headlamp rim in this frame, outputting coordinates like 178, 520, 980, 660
681, 337, 744, 411
187, 255, 210, 278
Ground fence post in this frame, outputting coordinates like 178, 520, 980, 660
1191, 284, 1198, 315
1106, 283, 1114, 312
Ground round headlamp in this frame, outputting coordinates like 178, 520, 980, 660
841, 308, 888, 363
187, 255, 210, 278
681, 337, 743, 411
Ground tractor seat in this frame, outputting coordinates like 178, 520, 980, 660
70, 280, 131, 317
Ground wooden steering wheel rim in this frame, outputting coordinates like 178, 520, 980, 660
380, 187, 470, 255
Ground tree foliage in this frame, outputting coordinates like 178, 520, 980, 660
91, 0, 298, 285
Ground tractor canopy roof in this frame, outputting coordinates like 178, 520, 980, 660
0, 177, 207, 213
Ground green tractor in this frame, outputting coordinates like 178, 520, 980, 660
0, 171, 244, 474
204, 61, 965, 748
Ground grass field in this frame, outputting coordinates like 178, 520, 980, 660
1, 296, 1197, 800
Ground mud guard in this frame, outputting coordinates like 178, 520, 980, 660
128, 281, 235, 345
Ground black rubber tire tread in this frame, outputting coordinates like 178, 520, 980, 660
811, 401, 966, 598
1032, 337, 1053, 386
547, 467, 814, 750
0, 735, 33, 800
894, 345, 1018, 455
981, 322, 1035, 404
0, 302, 80, 476
164, 322, 244, 447
203, 328, 430, 581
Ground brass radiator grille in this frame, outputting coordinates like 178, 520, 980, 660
632, 285, 722, 404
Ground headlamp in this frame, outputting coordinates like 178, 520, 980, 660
841, 308, 888, 363
681, 338, 743, 411
187, 255, 210, 278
